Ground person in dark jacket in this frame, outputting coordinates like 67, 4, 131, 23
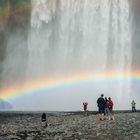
41, 113, 47, 127
97, 94, 106, 121
131, 100, 136, 112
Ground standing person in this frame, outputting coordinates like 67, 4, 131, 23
107, 97, 114, 120
97, 94, 106, 121
131, 100, 136, 112
104, 97, 109, 116
83, 102, 88, 112
41, 113, 47, 127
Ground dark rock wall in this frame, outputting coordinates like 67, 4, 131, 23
130, 0, 140, 98
0, 0, 31, 86
131, 0, 140, 68
0, 0, 9, 81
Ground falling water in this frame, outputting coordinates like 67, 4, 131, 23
26, 0, 132, 109
106, 0, 132, 104
29, 0, 132, 73
29, 0, 109, 76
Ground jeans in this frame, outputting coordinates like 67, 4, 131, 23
104, 108, 109, 116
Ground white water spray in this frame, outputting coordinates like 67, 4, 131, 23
27, 0, 132, 110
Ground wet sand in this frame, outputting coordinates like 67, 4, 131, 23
0, 111, 140, 140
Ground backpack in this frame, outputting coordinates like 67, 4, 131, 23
108, 101, 113, 109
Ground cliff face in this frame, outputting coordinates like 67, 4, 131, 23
0, 0, 31, 87
131, 0, 140, 68
0, 99, 12, 109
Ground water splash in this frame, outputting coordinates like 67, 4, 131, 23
28, 0, 132, 109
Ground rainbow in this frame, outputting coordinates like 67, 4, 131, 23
0, 70, 140, 100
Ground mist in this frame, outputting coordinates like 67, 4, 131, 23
0, 0, 140, 111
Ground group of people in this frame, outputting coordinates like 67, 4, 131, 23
82, 94, 115, 121
97, 94, 114, 121
41, 96, 137, 127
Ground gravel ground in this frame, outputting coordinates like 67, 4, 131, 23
0, 112, 140, 140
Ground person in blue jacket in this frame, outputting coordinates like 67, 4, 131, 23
97, 94, 106, 121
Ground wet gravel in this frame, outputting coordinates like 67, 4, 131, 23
0, 112, 140, 140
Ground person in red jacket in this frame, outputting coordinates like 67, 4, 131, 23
107, 97, 115, 120
105, 97, 109, 116
83, 102, 88, 112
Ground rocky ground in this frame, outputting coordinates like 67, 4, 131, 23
0, 111, 140, 140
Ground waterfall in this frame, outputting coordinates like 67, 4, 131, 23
29, 0, 131, 73
29, 0, 111, 76
28, 0, 132, 109
107, 0, 132, 72
106, 0, 132, 103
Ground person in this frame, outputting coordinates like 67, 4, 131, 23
107, 97, 114, 120
104, 97, 109, 116
83, 102, 88, 112
97, 94, 106, 121
41, 113, 47, 127
131, 100, 136, 112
